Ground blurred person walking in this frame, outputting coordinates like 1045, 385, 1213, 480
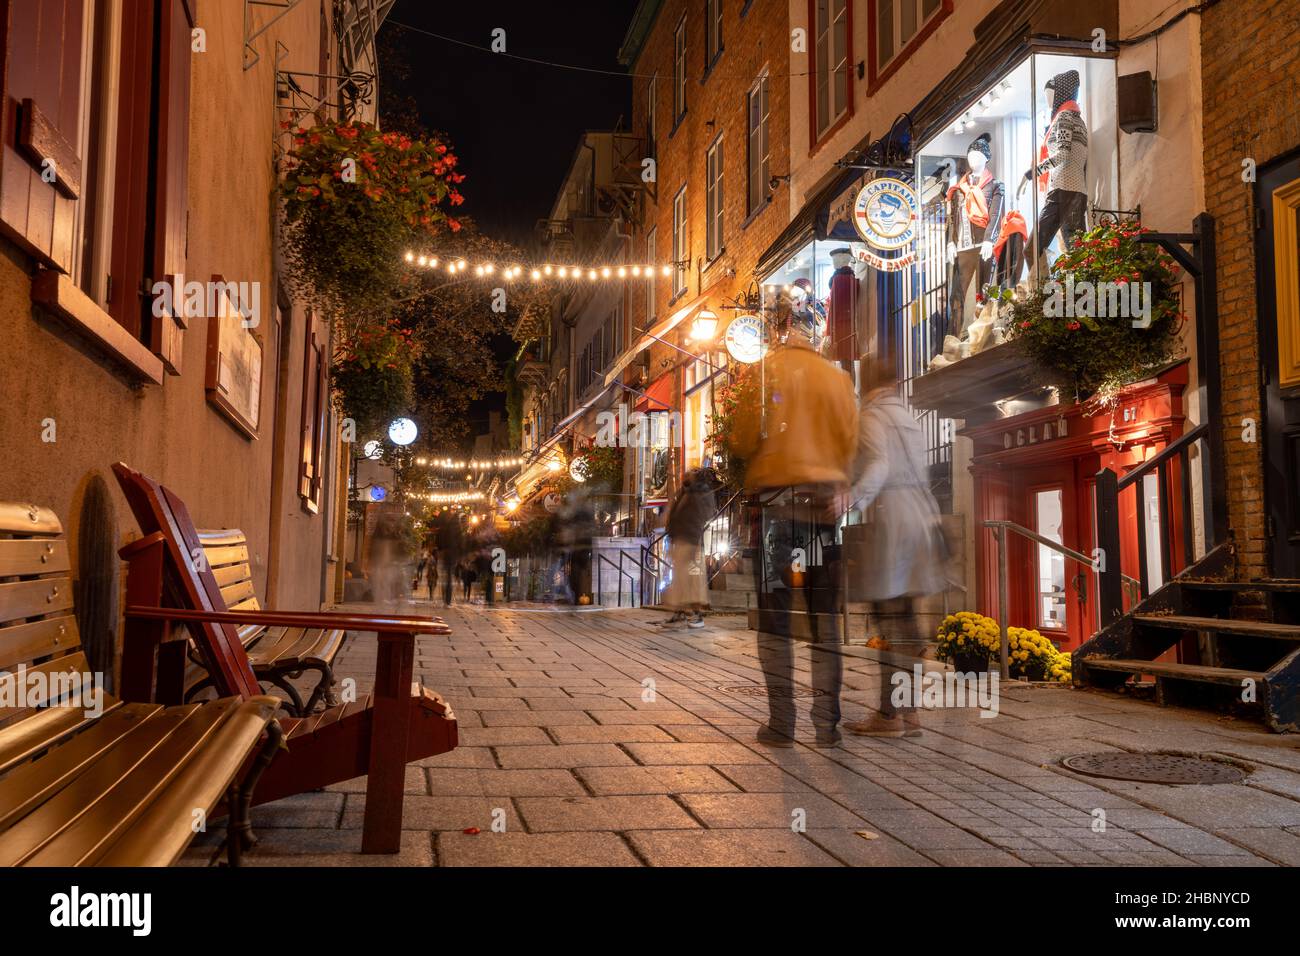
435, 513, 463, 607
659, 468, 718, 629
730, 312, 858, 748
843, 356, 948, 738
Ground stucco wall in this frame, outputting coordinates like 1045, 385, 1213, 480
0, 0, 335, 685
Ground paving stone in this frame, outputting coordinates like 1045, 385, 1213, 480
1134, 827, 1262, 856
240, 829, 435, 867
588, 709, 709, 725
676, 792, 866, 829
577, 765, 740, 795
622, 742, 771, 765
415, 747, 498, 768
437, 831, 641, 866
516, 795, 700, 832
491, 743, 634, 769
478, 710, 598, 727
252, 791, 346, 828
457, 726, 553, 746
803, 829, 936, 866
628, 830, 841, 866
327, 767, 428, 795
341, 795, 520, 832
1216, 827, 1300, 865
712, 764, 819, 793
425, 768, 585, 797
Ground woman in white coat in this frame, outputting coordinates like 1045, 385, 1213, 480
844, 356, 948, 737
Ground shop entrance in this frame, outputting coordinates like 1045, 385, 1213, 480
1257, 153, 1300, 577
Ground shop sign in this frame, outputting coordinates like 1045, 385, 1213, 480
543, 492, 563, 513
852, 177, 918, 252
1002, 416, 1068, 449
723, 314, 768, 364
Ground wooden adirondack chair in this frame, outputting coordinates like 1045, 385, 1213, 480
111, 462, 458, 854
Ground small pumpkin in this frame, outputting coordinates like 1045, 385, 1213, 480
577, 594, 592, 606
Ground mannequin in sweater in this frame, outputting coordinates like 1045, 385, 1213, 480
946, 133, 1005, 338
1021, 69, 1089, 278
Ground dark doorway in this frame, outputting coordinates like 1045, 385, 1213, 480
1257, 151, 1300, 577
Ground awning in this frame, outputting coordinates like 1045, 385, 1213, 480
603, 278, 727, 388
631, 371, 675, 411
509, 382, 616, 500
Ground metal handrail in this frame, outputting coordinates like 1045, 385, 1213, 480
1116, 423, 1208, 492
595, 551, 636, 607
983, 519, 1141, 681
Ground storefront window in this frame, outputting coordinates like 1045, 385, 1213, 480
1035, 487, 1066, 630
1142, 471, 1165, 592
913, 52, 1117, 371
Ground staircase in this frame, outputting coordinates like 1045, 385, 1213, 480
1075, 544, 1300, 732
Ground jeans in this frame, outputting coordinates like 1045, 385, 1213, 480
752, 514, 843, 734
1028, 189, 1087, 277
870, 596, 919, 718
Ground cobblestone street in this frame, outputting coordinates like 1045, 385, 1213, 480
186, 605, 1300, 867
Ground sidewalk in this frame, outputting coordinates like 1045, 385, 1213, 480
185, 603, 1300, 867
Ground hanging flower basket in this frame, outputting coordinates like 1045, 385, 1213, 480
1007, 222, 1184, 406
331, 320, 416, 439
279, 120, 465, 321
705, 363, 759, 492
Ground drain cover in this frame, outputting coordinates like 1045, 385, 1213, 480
720, 682, 824, 698
1061, 752, 1246, 785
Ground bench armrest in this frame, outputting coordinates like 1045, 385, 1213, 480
124, 605, 452, 636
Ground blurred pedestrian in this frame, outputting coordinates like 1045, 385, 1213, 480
843, 355, 948, 738
730, 310, 858, 749
435, 513, 463, 607
458, 557, 477, 602
659, 467, 718, 629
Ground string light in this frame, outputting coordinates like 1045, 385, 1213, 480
417, 491, 487, 504
402, 250, 675, 282
415, 455, 527, 470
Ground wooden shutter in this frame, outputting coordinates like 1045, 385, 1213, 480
0, 0, 86, 272
299, 313, 328, 512
149, 0, 195, 374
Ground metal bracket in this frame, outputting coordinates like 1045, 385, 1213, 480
244, 0, 303, 71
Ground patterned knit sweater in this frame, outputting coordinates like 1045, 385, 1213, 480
1036, 107, 1088, 195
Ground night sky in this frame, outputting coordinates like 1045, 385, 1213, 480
379, 1, 642, 248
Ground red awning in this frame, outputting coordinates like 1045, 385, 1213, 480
633, 373, 675, 412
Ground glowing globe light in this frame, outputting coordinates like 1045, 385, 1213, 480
388, 418, 418, 446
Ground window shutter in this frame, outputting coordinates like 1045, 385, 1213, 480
299, 313, 328, 512
0, 0, 86, 272
149, 0, 195, 374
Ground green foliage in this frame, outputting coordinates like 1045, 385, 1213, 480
1008, 222, 1184, 405
332, 320, 416, 439
501, 514, 555, 557
570, 444, 625, 491
705, 363, 758, 491
279, 120, 465, 321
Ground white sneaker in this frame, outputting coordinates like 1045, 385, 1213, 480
687, 617, 706, 629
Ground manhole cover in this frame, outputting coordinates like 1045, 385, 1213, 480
1061, 752, 1246, 785
720, 683, 824, 698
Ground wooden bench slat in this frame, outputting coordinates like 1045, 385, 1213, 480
210, 562, 251, 589
202, 544, 249, 568
0, 503, 61, 535
0, 701, 150, 831
93, 698, 280, 867
0, 614, 80, 671
195, 529, 247, 547
220, 578, 257, 608
0, 575, 74, 621
0, 699, 107, 776
0, 538, 70, 576
0, 652, 95, 723
0, 703, 207, 866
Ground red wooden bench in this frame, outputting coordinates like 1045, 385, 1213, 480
112, 462, 458, 853
0, 502, 281, 866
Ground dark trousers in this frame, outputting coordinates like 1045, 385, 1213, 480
752, 518, 843, 734
1028, 189, 1087, 277
947, 247, 993, 338
870, 596, 919, 717
439, 554, 456, 605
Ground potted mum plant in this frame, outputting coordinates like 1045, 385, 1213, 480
279, 120, 466, 321
1008, 221, 1184, 406
935, 611, 1000, 673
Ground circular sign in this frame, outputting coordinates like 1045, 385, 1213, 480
569, 456, 589, 483
362, 440, 383, 460
724, 314, 769, 364
852, 177, 918, 251
368, 485, 387, 502
388, 417, 418, 446
543, 492, 563, 513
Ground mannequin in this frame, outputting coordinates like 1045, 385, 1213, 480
1020, 69, 1088, 278
826, 247, 857, 369
946, 133, 1005, 338
788, 278, 825, 350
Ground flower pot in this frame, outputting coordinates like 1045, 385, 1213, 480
953, 651, 991, 674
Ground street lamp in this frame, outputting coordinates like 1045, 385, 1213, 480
388, 418, 418, 446
689, 309, 719, 342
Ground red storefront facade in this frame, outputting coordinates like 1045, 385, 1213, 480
965, 362, 1189, 651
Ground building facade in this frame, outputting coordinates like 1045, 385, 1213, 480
0, 1, 384, 685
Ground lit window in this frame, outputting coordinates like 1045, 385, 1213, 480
747, 73, 770, 215
706, 138, 724, 261
813, 0, 849, 140
674, 19, 687, 121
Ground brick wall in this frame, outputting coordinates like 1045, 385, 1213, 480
1201, 0, 1300, 577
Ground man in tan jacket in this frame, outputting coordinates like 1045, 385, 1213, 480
729, 318, 859, 747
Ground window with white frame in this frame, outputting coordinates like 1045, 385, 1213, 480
747, 73, 770, 215
674, 19, 687, 122
875, 0, 943, 74
706, 138, 724, 261
646, 228, 658, 322
813, 0, 849, 140
705, 0, 723, 67
672, 186, 688, 296
646, 73, 657, 158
